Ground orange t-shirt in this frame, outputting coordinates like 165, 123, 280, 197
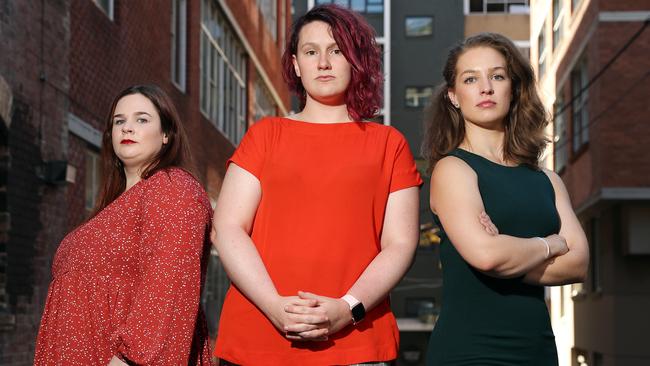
214, 117, 423, 365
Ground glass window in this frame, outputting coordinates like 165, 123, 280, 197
405, 17, 433, 37
469, 0, 529, 14
571, 59, 589, 152
537, 23, 547, 79
171, 0, 187, 91
253, 79, 277, 122
316, 0, 383, 13
93, 0, 114, 19
552, 0, 563, 51
405, 87, 433, 108
256, 0, 277, 41
553, 97, 567, 172
201, 0, 248, 144
85, 149, 101, 216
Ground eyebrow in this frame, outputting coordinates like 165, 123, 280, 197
299, 42, 339, 50
459, 66, 507, 76
113, 111, 153, 118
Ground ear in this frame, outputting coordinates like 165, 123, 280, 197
447, 89, 459, 107
162, 133, 169, 145
292, 55, 301, 78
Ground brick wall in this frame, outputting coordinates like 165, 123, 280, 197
0, 0, 71, 364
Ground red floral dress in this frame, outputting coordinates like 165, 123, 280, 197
35, 168, 214, 365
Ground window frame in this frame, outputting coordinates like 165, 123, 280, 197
171, 0, 188, 92
405, 16, 434, 38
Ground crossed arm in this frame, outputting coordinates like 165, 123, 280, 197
431, 156, 588, 284
211, 164, 420, 341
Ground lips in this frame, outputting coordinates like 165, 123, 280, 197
477, 101, 496, 108
316, 75, 335, 81
120, 139, 136, 144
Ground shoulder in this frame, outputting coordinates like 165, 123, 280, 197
431, 155, 476, 181
143, 168, 209, 207
540, 167, 568, 195
248, 116, 279, 133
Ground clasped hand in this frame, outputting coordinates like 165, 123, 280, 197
267, 291, 352, 342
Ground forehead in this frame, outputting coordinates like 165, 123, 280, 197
298, 20, 335, 46
114, 93, 157, 112
456, 46, 507, 72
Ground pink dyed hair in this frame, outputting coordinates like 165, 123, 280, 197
281, 4, 383, 121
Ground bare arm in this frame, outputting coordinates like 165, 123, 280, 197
212, 164, 326, 336
522, 169, 589, 285
431, 157, 567, 278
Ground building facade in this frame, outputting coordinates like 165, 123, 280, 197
531, 0, 650, 365
0, 0, 291, 364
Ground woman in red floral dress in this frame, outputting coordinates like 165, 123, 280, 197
34, 84, 214, 365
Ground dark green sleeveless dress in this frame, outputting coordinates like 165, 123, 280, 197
426, 148, 559, 366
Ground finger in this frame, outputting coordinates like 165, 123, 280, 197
298, 291, 322, 301
284, 322, 323, 333
290, 313, 328, 325
287, 298, 319, 307
297, 327, 329, 339
285, 304, 325, 315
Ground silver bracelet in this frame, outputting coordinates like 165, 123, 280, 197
535, 237, 551, 259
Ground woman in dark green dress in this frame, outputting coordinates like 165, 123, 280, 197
422, 33, 590, 365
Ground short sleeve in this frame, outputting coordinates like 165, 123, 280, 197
227, 118, 270, 179
389, 129, 423, 193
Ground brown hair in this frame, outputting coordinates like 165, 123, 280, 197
94, 84, 195, 215
422, 32, 549, 172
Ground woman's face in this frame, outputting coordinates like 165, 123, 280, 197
111, 93, 168, 172
448, 46, 512, 129
292, 20, 352, 105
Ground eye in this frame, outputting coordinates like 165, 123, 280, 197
305, 50, 316, 56
137, 118, 149, 123
463, 76, 476, 84
113, 119, 125, 125
331, 48, 342, 55
492, 74, 506, 80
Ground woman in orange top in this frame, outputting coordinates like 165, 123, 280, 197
212, 4, 422, 366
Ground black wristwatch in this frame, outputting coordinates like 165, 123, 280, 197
342, 294, 366, 325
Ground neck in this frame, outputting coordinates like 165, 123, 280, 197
460, 120, 507, 163
123, 166, 142, 191
295, 94, 352, 123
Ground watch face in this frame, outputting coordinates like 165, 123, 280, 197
351, 303, 365, 323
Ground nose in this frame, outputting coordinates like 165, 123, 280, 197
318, 53, 331, 70
480, 79, 494, 95
121, 120, 134, 134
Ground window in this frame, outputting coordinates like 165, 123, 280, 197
253, 79, 277, 122
201, 0, 248, 144
552, 0, 564, 51
85, 149, 101, 215
571, 59, 589, 152
572, 0, 583, 13
537, 24, 547, 79
405, 17, 433, 37
171, 0, 187, 91
588, 217, 600, 292
553, 97, 567, 172
316, 0, 384, 13
405, 87, 433, 108
93, 0, 114, 20
257, 0, 277, 41
468, 0, 529, 14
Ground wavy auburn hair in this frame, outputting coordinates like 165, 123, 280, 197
93, 84, 195, 215
422, 32, 550, 172
282, 4, 383, 121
